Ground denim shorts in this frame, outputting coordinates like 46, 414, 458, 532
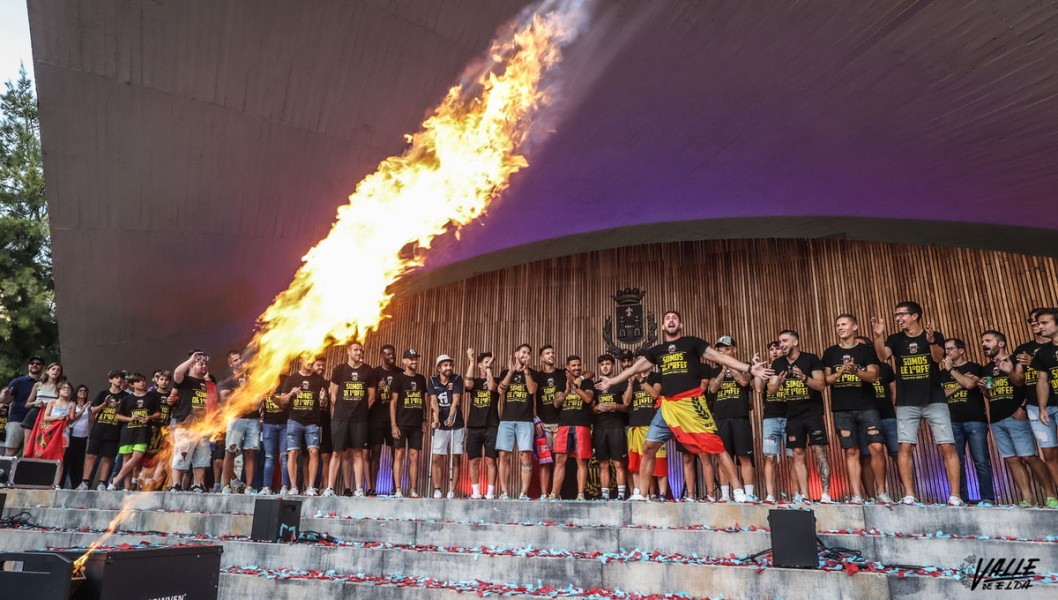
896, 403, 954, 445
991, 415, 1039, 458
286, 420, 321, 451
496, 421, 533, 452
645, 409, 673, 444
1026, 405, 1058, 449
862, 417, 899, 456
226, 418, 261, 451
761, 417, 787, 457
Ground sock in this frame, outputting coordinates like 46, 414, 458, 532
745, 484, 754, 497
721, 485, 730, 501
601, 488, 610, 499
486, 484, 495, 496
617, 485, 627, 499
472, 483, 481, 496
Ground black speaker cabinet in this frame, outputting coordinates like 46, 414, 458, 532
46, 545, 221, 600
0, 457, 62, 488
0, 552, 83, 600
768, 509, 818, 569
251, 497, 302, 542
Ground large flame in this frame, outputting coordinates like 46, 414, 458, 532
189, 0, 590, 441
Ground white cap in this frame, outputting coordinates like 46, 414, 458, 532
435, 354, 454, 367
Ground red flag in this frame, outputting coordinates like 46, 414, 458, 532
24, 405, 67, 460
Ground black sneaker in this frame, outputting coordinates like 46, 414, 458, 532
189, 484, 206, 494
366, 488, 377, 497
167, 484, 182, 493
343, 489, 354, 497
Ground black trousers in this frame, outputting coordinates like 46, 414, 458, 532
63, 436, 88, 487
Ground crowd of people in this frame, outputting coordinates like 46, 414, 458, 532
3, 302, 1058, 508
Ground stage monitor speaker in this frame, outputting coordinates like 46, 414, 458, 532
768, 509, 818, 569
0, 457, 62, 489
0, 491, 6, 518
251, 498, 302, 542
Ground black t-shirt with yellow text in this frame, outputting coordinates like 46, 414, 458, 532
91, 389, 126, 441
533, 368, 565, 425
118, 392, 160, 446
885, 331, 945, 406
712, 369, 751, 420
558, 379, 595, 428
771, 352, 825, 419
942, 362, 987, 422
1029, 344, 1058, 407
331, 363, 375, 422
392, 372, 428, 428
594, 382, 627, 429
173, 375, 209, 424
467, 377, 500, 428
281, 373, 327, 425
498, 369, 534, 422
628, 373, 661, 427
822, 343, 879, 412
642, 336, 711, 396
872, 363, 897, 419
983, 362, 1022, 423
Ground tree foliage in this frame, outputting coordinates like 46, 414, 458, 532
0, 65, 57, 377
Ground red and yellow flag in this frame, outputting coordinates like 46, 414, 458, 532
659, 388, 726, 455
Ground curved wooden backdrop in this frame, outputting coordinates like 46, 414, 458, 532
310, 238, 1058, 504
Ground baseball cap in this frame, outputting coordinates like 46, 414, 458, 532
617, 349, 634, 361
715, 336, 736, 347
403, 348, 420, 359
435, 354, 454, 367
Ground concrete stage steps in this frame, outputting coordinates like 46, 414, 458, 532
2, 489, 1057, 599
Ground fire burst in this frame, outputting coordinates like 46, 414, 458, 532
73, 494, 142, 574
208, 0, 591, 429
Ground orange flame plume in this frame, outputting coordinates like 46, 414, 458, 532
193, 0, 590, 439
73, 494, 145, 575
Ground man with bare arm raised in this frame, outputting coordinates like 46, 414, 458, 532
595, 311, 771, 501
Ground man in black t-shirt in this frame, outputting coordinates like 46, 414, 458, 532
390, 348, 428, 498
593, 355, 628, 500
532, 344, 564, 500
496, 343, 538, 500
77, 370, 126, 490
822, 315, 885, 504
312, 357, 333, 492
625, 362, 665, 499
940, 338, 995, 505
708, 337, 755, 502
327, 342, 375, 497
464, 349, 499, 499
755, 341, 787, 503
280, 356, 327, 496
981, 330, 1058, 507
369, 344, 401, 495
871, 300, 962, 505
1014, 308, 1052, 464
596, 311, 770, 502
171, 351, 214, 493
1030, 308, 1058, 491
552, 355, 595, 500
767, 330, 831, 503
260, 375, 290, 495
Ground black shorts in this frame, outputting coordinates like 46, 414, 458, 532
786, 413, 829, 449
332, 420, 370, 451
466, 426, 498, 460
592, 427, 627, 462
87, 436, 120, 459
717, 417, 754, 457
832, 409, 884, 450
394, 426, 423, 451
319, 418, 334, 454
211, 434, 226, 461
370, 423, 393, 447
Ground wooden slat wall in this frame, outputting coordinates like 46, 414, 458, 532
313, 238, 1058, 503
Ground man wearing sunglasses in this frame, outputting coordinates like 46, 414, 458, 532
3, 356, 45, 456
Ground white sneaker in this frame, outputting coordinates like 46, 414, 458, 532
278, 486, 289, 495
819, 493, 833, 504
322, 488, 336, 497
876, 492, 893, 504
433, 489, 443, 499
485, 492, 495, 500
446, 491, 455, 499
538, 494, 549, 501
353, 488, 365, 498
733, 489, 747, 503
393, 490, 403, 498
106, 483, 117, 491
75, 482, 89, 491
947, 496, 964, 507
850, 496, 864, 504
498, 492, 509, 500
792, 493, 806, 504
900, 495, 916, 505
304, 487, 319, 497
245, 487, 257, 495
471, 493, 482, 499
764, 494, 776, 503
628, 491, 645, 501
97, 482, 107, 492
287, 487, 300, 496
221, 486, 233, 495
260, 487, 273, 496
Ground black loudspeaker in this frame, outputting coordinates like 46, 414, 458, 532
0, 457, 62, 488
48, 545, 221, 600
0, 491, 6, 517
0, 552, 82, 600
251, 497, 302, 542
768, 509, 818, 569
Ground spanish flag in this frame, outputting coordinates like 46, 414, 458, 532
659, 388, 725, 455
